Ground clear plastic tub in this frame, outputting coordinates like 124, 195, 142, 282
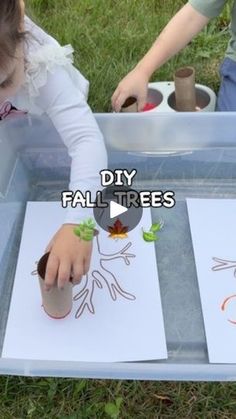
1, 112, 236, 381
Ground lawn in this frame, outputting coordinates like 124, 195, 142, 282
28, 0, 231, 112
1, 0, 236, 418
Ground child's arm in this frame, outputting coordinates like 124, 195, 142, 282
112, 3, 210, 112
35, 66, 107, 290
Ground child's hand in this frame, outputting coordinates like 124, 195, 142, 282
44, 224, 92, 291
112, 67, 149, 112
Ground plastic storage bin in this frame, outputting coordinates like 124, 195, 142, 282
1, 112, 236, 381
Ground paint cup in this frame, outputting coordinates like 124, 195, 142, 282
174, 66, 197, 111
168, 86, 216, 112
120, 96, 138, 113
37, 252, 73, 319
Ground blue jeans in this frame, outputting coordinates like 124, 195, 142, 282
217, 57, 236, 111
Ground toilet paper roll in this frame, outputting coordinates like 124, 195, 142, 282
121, 97, 138, 113
174, 67, 197, 111
37, 252, 73, 319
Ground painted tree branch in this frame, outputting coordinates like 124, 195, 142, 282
73, 235, 136, 318
212, 257, 236, 277
73, 275, 96, 319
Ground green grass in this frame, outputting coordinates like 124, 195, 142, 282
1, 377, 236, 418
1, 1, 236, 418
28, 0, 231, 111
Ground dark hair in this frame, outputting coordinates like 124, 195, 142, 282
0, 0, 26, 71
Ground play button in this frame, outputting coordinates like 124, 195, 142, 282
93, 186, 143, 233
110, 201, 128, 218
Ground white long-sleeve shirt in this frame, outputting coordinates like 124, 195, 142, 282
2, 16, 107, 224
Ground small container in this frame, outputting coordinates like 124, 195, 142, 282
37, 252, 73, 319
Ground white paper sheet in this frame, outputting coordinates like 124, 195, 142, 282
2, 202, 167, 362
187, 198, 236, 364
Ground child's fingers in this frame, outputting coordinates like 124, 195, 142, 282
83, 248, 92, 274
45, 238, 54, 253
111, 88, 120, 110
57, 260, 71, 289
71, 261, 84, 285
114, 92, 129, 112
137, 95, 148, 112
83, 259, 90, 275
111, 86, 122, 112
44, 253, 59, 291
72, 250, 92, 284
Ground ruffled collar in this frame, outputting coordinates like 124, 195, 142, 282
23, 43, 74, 97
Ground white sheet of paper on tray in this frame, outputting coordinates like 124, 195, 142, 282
187, 198, 236, 364
2, 202, 167, 363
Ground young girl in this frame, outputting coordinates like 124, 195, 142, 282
112, 0, 235, 112
0, 1, 107, 290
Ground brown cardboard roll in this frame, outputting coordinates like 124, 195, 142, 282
174, 67, 196, 111
37, 252, 73, 319
120, 96, 138, 113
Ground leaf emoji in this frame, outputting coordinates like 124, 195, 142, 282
143, 231, 158, 242
74, 217, 96, 241
142, 220, 163, 243
87, 218, 96, 229
150, 222, 162, 233
108, 219, 129, 239
81, 227, 94, 241
74, 226, 81, 237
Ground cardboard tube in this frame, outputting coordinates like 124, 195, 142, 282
174, 67, 196, 111
37, 252, 73, 319
120, 96, 138, 113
